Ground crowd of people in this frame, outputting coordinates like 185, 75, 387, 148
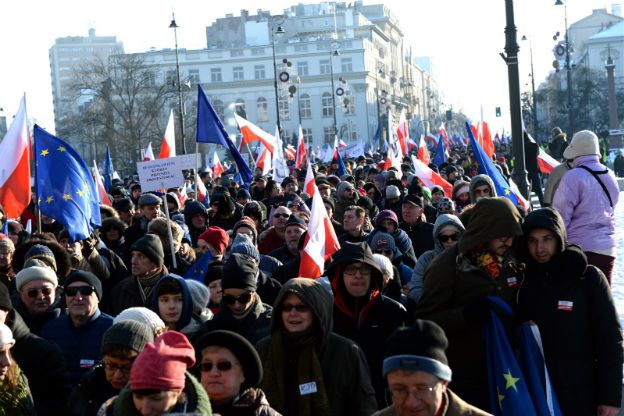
0, 126, 621, 416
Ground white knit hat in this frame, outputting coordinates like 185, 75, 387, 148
113, 307, 166, 333
15, 265, 58, 291
0, 323, 15, 348
563, 130, 600, 160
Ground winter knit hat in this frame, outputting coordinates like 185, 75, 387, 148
222, 253, 258, 292
204, 261, 224, 286
0, 237, 14, 253
15, 265, 58, 291
375, 209, 399, 229
382, 319, 452, 381
0, 323, 15, 348
370, 232, 397, 253
232, 217, 258, 244
437, 197, 456, 214
113, 307, 166, 334
563, 130, 600, 160
130, 331, 196, 391
0, 284, 12, 312
285, 214, 307, 230
230, 234, 260, 263
186, 280, 210, 316
64, 270, 103, 300
198, 227, 229, 256
102, 320, 154, 354
24, 244, 57, 272
385, 185, 401, 199
130, 234, 164, 267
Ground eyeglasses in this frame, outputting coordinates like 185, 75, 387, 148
344, 265, 372, 276
282, 303, 311, 313
274, 213, 290, 219
200, 361, 234, 373
439, 234, 459, 243
65, 286, 96, 297
223, 293, 253, 305
103, 362, 133, 375
389, 384, 436, 401
26, 287, 53, 298
374, 249, 393, 256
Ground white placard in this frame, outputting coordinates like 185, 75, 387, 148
137, 157, 185, 192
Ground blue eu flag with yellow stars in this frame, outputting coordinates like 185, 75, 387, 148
184, 250, 213, 283
34, 125, 101, 242
465, 122, 519, 207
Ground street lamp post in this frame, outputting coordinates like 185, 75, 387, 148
169, 13, 186, 155
374, 68, 384, 141
522, 35, 539, 141
270, 23, 285, 136
329, 49, 339, 139
504, 0, 530, 199
555, 0, 573, 137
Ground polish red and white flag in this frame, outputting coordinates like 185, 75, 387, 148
93, 161, 112, 206
158, 110, 176, 159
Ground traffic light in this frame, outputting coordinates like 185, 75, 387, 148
495, 106, 502, 117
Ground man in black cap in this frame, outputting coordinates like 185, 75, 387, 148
113, 197, 136, 227
41, 270, 114, 385
267, 214, 306, 264
373, 320, 491, 416
400, 194, 434, 259
123, 193, 163, 259
202, 253, 272, 345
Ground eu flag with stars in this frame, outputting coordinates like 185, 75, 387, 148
184, 251, 213, 283
103, 145, 114, 192
484, 296, 537, 415
336, 147, 348, 177
195, 85, 253, 185
34, 125, 101, 242
432, 135, 447, 166
466, 122, 519, 206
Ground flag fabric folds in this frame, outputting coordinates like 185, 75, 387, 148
212, 152, 224, 179
303, 162, 315, 197
0, 95, 31, 219
34, 125, 101, 242
295, 125, 307, 169
417, 135, 431, 165
184, 251, 213, 282
234, 113, 276, 154
336, 148, 348, 177
158, 109, 176, 159
104, 145, 114, 192
196, 85, 253, 185
272, 127, 289, 184
93, 160, 112, 206
143, 142, 155, 161
432, 135, 447, 166
411, 156, 453, 197
537, 148, 560, 174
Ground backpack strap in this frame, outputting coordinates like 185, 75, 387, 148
576, 165, 613, 208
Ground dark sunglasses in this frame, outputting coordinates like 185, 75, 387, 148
65, 286, 96, 297
274, 213, 290, 219
223, 293, 252, 305
282, 303, 311, 313
375, 249, 393, 256
26, 287, 53, 298
439, 234, 459, 243
200, 361, 233, 372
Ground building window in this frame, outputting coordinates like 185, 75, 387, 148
320, 60, 331, 75
279, 96, 290, 120
297, 61, 309, 76
235, 98, 247, 119
299, 94, 311, 119
230, 50, 243, 57
343, 91, 355, 115
254, 65, 266, 80
233, 66, 244, 81
251, 48, 265, 56
213, 99, 225, 120
341, 58, 353, 73
211, 68, 222, 82
324, 126, 335, 143
302, 128, 313, 143
295, 44, 308, 52
322, 92, 334, 117
282, 129, 292, 145
165, 70, 176, 86
144, 71, 156, 87
257, 97, 269, 122
188, 69, 200, 84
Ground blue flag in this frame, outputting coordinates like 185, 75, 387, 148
466, 122, 519, 206
336, 147, 348, 177
483, 296, 538, 415
432, 135, 447, 166
183, 251, 213, 283
103, 145, 114, 192
0, 220, 7, 236
34, 125, 101, 242
372, 123, 382, 143
195, 85, 253, 185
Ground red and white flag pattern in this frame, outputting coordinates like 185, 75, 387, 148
295, 125, 307, 168
396, 109, 408, 156
417, 135, 431, 165
537, 148, 560, 174
93, 161, 112, 206
158, 110, 176, 159
303, 162, 315, 197
143, 142, 155, 161
212, 152, 223, 178
411, 156, 453, 197
0, 96, 31, 219
234, 114, 276, 154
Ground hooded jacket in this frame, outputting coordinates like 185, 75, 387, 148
408, 214, 465, 304
183, 200, 209, 247
327, 242, 408, 408
334, 181, 358, 223
468, 174, 497, 204
256, 278, 378, 416
149, 274, 198, 336
203, 294, 272, 346
517, 208, 623, 415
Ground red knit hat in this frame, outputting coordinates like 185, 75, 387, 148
198, 226, 229, 255
130, 331, 195, 392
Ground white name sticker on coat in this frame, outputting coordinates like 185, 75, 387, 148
558, 300, 573, 311
299, 382, 318, 395
80, 359, 95, 369
506, 277, 518, 287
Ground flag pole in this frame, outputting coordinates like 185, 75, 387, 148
161, 181, 178, 270
195, 143, 199, 199
32, 127, 42, 234
245, 144, 257, 169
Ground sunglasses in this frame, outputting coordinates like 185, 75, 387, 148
200, 361, 234, 373
439, 234, 459, 243
274, 213, 290, 219
65, 286, 96, 297
26, 287, 53, 298
223, 293, 252, 305
282, 303, 311, 313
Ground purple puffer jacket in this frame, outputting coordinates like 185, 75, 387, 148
552, 155, 619, 253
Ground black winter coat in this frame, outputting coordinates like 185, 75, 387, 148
400, 220, 435, 260
201, 295, 272, 345
7, 309, 72, 416
66, 364, 118, 416
102, 267, 168, 316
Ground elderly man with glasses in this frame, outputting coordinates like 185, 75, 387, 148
41, 270, 113, 385
14, 263, 62, 335
258, 206, 292, 255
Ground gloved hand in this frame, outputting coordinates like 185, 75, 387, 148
462, 296, 491, 326
81, 235, 97, 257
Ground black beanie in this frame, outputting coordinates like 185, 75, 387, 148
102, 320, 154, 354
130, 234, 164, 267
222, 253, 257, 292
0, 284, 12, 312
204, 260, 224, 286
285, 214, 307, 230
64, 270, 103, 300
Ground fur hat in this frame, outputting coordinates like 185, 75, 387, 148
147, 218, 184, 253
563, 130, 600, 160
